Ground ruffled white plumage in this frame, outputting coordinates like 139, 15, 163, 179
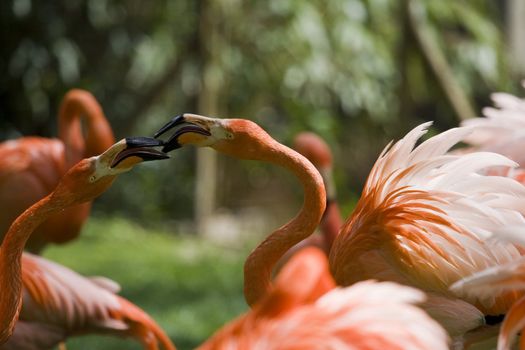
376, 124, 523, 285
201, 281, 448, 350
461, 82, 525, 170
450, 224, 525, 350
331, 122, 525, 337
450, 256, 525, 300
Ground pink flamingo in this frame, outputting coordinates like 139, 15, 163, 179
199, 246, 449, 350
0, 138, 175, 349
274, 132, 342, 272
291, 132, 342, 253
0, 89, 115, 253
154, 114, 525, 342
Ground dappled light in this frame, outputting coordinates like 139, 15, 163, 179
1, 0, 525, 349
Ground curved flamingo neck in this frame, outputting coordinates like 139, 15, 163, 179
243, 141, 326, 306
58, 90, 115, 168
0, 195, 58, 343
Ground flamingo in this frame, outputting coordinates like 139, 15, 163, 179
273, 132, 342, 272
0, 137, 175, 350
0, 89, 115, 253
291, 132, 342, 253
154, 114, 525, 339
199, 246, 449, 350
154, 114, 327, 306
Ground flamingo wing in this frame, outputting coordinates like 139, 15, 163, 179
20, 253, 126, 331
451, 256, 525, 300
451, 258, 525, 350
19, 253, 176, 349
200, 280, 448, 350
450, 226, 525, 350
330, 123, 525, 317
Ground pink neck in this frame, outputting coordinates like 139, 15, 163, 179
58, 91, 115, 168
243, 141, 326, 306
0, 195, 58, 343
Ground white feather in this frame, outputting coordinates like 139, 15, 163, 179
354, 121, 525, 311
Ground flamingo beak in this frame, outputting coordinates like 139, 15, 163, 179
154, 114, 211, 152
110, 137, 169, 168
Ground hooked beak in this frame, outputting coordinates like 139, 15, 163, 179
110, 137, 170, 168
154, 114, 211, 152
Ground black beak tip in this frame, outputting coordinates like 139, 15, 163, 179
142, 152, 171, 162
110, 136, 169, 168
154, 114, 185, 138
161, 141, 182, 153
125, 136, 165, 148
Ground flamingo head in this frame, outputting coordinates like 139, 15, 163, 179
51, 137, 168, 205
293, 132, 332, 169
154, 113, 278, 161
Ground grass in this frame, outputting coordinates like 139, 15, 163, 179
43, 216, 251, 350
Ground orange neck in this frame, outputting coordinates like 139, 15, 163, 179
58, 90, 115, 168
0, 195, 58, 343
243, 141, 326, 306
321, 200, 342, 252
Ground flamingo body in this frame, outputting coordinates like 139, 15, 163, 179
155, 114, 525, 338
328, 123, 525, 335
0, 89, 114, 253
0, 253, 175, 350
200, 247, 448, 350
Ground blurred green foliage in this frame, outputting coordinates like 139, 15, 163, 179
44, 216, 250, 349
0, 0, 520, 222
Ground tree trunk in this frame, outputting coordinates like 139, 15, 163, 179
194, 0, 222, 235
507, 0, 525, 74
405, 0, 476, 121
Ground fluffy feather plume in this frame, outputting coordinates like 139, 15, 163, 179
199, 281, 448, 350
462, 83, 525, 147
200, 248, 448, 350
450, 225, 525, 301
461, 82, 525, 176
448, 84, 525, 350
330, 122, 525, 322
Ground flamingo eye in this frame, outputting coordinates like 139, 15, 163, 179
226, 133, 234, 140
89, 175, 97, 182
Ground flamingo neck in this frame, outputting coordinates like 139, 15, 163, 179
321, 200, 342, 251
243, 141, 326, 306
0, 195, 58, 343
58, 91, 115, 168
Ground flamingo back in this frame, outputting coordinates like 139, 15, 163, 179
330, 123, 525, 316
18, 253, 176, 349
200, 247, 448, 350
